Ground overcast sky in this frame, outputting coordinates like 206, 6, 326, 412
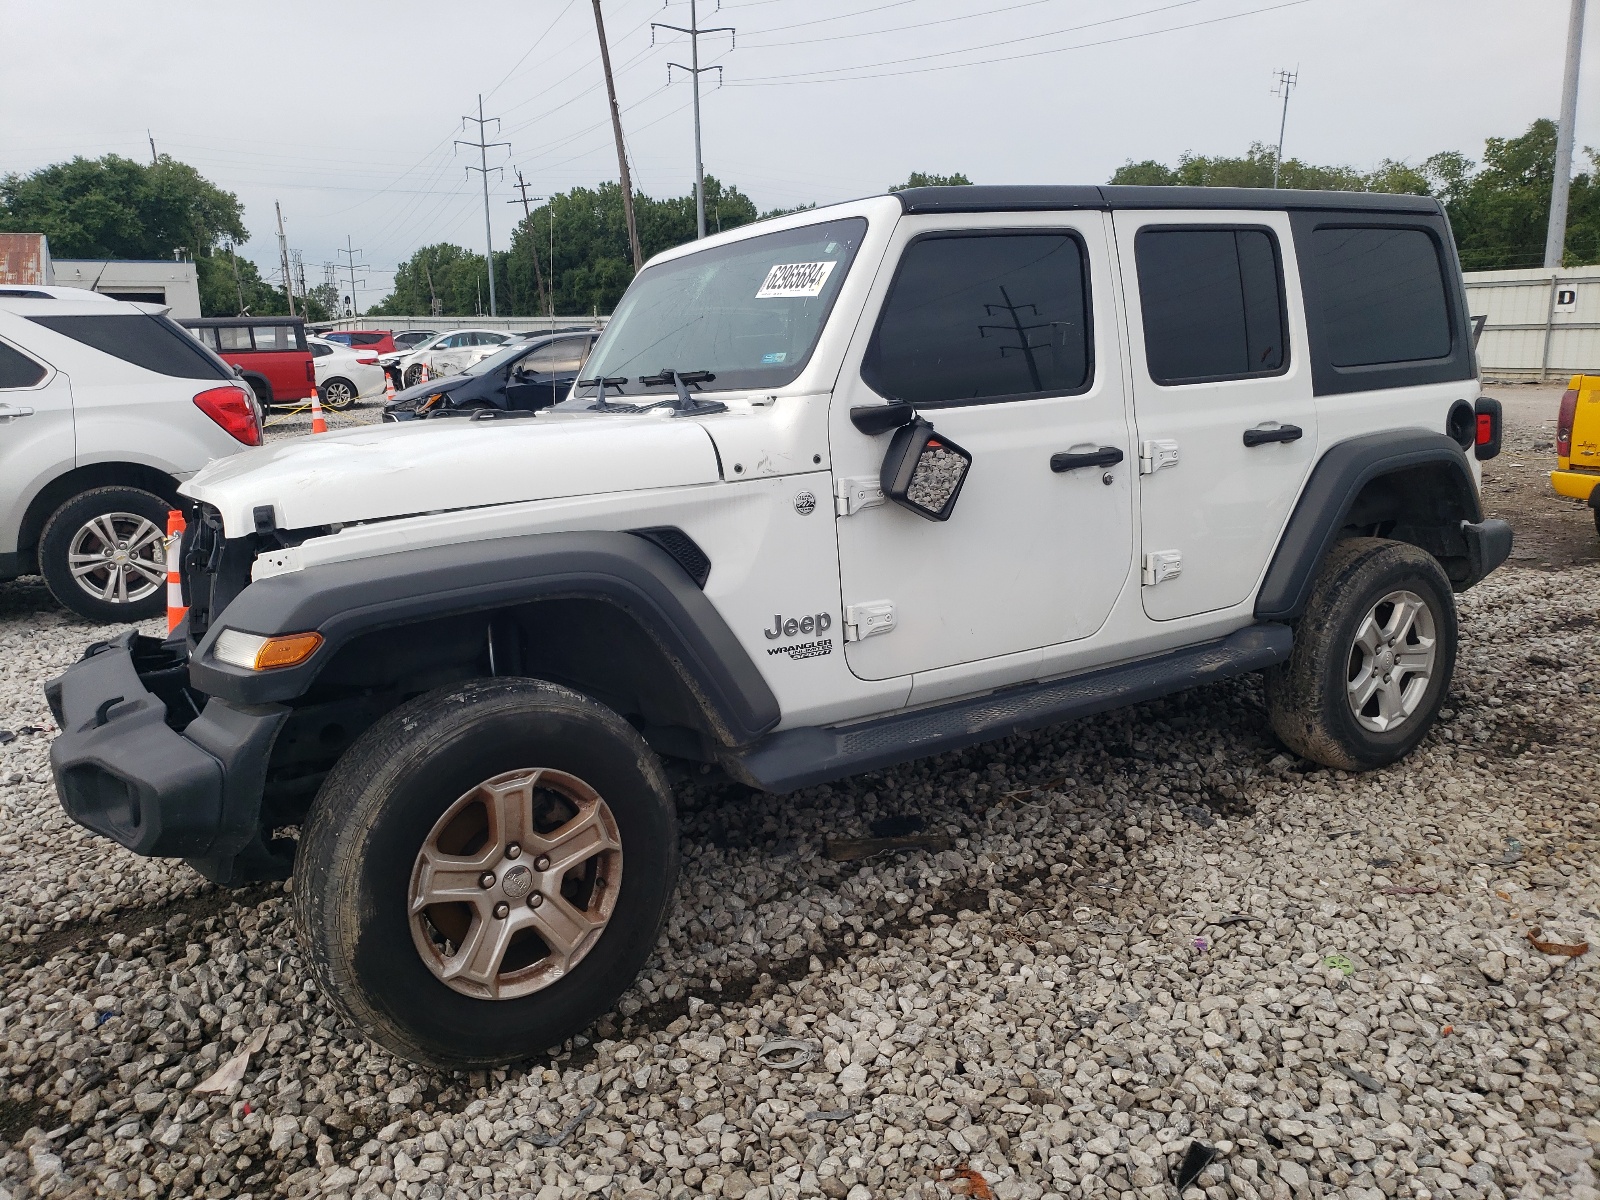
1, 0, 1591, 309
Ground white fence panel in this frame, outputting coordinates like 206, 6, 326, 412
1464, 265, 1600, 380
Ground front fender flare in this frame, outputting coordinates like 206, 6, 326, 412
187, 531, 781, 745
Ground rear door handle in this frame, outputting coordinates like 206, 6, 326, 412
0, 404, 35, 420
1243, 424, 1303, 447
1051, 446, 1124, 472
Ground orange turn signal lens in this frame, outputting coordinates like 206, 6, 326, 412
214, 629, 323, 671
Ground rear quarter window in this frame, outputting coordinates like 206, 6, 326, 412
29, 314, 232, 380
0, 340, 47, 389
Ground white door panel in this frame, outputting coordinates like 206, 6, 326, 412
1113, 209, 1317, 621
832, 211, 1135, 682
0, 348, 74, 558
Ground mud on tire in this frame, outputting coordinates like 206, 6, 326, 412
294, 677, 679, 1070
1264, 537, 1458, 771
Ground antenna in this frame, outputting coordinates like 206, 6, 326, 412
1271, 69, 1298, 189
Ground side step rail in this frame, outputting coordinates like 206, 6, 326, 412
727, 623, 1293, 794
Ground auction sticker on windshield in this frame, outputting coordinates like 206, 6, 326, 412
757, 261, 836, 298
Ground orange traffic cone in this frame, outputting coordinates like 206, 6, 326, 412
419, 362, 430, 384
384, 373, 396, 404
165, 509, 188, 634
309, 388, 328, 434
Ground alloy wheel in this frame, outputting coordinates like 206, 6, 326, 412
1346, 589, 1437, 732
322, 379, 356, 409
408, 768, 623, 1000
66, 512, 166, 606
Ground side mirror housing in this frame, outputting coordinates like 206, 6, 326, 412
880, 419, 972, 522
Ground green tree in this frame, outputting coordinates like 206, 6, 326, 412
888, 172, 973, 191
1109, 142, 1427, 193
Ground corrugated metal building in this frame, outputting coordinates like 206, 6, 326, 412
0, 232, 51, 285
1465, 265, 1600, 381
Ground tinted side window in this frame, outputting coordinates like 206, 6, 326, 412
0, 340, 47, 388
1135, 227, 1286, 384
218, 326, 252, 351
863, 232, 1091, 405
29, 314, 231, 379
1309, 227, 1450, 366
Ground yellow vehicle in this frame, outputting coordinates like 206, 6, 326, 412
1554, 374, 1600, 535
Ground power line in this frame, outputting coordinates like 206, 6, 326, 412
654, 0, 735, 239
1271, 68, 1298, 189
457, 95, 511, 317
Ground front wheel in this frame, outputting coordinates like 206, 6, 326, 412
38, 486, 171, 622
1265, 538, 1457, 770
294, 678, 679, 1070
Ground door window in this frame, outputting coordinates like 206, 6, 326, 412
1307, 227, 1450, 365
524, 338, 588, 374
0, 340, 46, 389
310, 342, 334, 358
1135, 228, 1287, 385
862, 231, 1092, 406
217, 325, 253, 351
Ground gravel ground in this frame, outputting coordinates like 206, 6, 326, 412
0, 398, 1597, 1200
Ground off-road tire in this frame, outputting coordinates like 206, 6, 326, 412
1264, 538, 1457, 770
39, 485, 171, 623
294, 677, 678, 1070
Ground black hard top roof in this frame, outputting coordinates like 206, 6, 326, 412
179, 315, 305, 327
892, 184, 1442, 216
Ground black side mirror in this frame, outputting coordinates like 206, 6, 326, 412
880, 418, 972, 522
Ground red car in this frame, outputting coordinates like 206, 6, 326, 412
181, 317, 315, 408
323, 329, 398, 355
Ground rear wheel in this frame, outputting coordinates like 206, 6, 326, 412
403, 363, 426, 388
295, 677, 678, 1070
38, 486, 171, 623
320, 377, 358, 410
1265, 538, 1457, 770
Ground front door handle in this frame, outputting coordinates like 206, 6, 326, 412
1051, 446, 1124, 472
1243, 424, 1303, 447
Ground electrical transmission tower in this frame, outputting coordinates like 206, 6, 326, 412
458, 95, 510, 317
1271, 69, 1298, 189
508, 168, 552, 318
339, 237, 367, 319
653, 1, 735, 239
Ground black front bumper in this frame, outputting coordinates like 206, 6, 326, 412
46, 631, 288, 883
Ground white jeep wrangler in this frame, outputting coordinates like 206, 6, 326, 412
47, 185, 1510, 1069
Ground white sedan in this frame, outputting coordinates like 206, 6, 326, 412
308, 336, 387, 409
392, 329, 517, 388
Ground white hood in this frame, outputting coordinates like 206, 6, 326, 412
182, 415, 723, 537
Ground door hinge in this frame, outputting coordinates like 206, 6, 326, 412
834, 476, 885, 516
1142, 551, 1183, 587
1139, 439, 1180, 475
843, 600, 896, 641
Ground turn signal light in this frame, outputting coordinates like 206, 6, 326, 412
193, 386, 262, 446
213, 629, 323, 671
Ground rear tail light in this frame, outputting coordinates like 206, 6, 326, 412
1473, 396, 1502, 461
305, 358, 316, 383
356, 353, 378, 365
194, 386, 262, 446
1557, 387, 1579, 459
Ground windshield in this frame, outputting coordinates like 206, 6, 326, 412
463, 340, 533, 377
578, 216, 867, 395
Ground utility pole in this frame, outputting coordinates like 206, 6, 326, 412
1546, 0, 1588, 268
653, 1, 735, 239
508, 168, 551, 318
275, 201, 297, 317
147, 131, 158, 165
228, 243, 246, 315
593, 0, 644, 270
1271, 69, 1298, 189
339, 236, 366, 319
457, 95, 510, 317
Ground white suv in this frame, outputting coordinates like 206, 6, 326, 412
47, 186, 1510, 1069
0, 286, 261, 621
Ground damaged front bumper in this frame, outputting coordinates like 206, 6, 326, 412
45, 631, 289, 884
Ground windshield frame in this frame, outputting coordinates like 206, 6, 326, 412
577, 215, 870, 397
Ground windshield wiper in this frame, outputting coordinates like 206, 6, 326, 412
577, 375, 635, 412
637, 368, 727, 416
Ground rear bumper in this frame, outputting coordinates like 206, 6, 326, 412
1551, 469, 1600, 504
1458, 518, 1513, 589
46, 631, 287, 881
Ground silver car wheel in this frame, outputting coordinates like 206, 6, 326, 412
1346, 589, 1437, 733
67, 512, 166, 606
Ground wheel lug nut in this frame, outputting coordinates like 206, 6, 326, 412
529, 893, 544, 909
534, 856, 550, 871
505, 843, 521, 859
493, 902, 510, 919
479, 872, 495, 889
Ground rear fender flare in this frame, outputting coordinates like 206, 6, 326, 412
186, 530, 781, 745
1256, 430, 1484, 621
